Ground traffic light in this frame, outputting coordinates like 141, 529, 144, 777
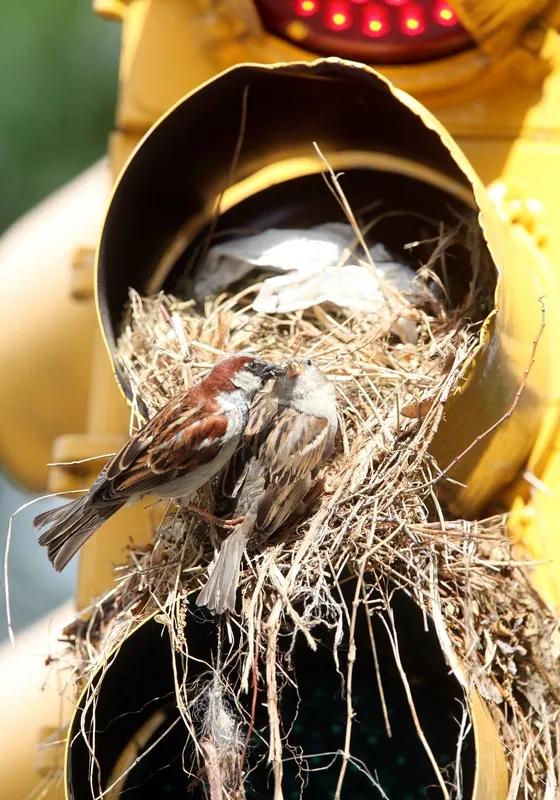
90, 0, 560, 603
1, 2, 560, 798
89, 0, 560, 602
72, 57, 555, 797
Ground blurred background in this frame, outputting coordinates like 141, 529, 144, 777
0, 1, 119, 639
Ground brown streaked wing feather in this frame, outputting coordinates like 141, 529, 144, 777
244, 392, 280, 438
93, 394, 226, 502
217, 393, 279, 502
254, 408, 334, 534
149, 413, 228, 472
103, 396, 198, 481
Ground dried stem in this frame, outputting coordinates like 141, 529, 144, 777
380, 610, 450, 800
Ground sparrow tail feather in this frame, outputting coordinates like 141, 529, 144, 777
34, 497, 124, 572
196, 521, 252, 614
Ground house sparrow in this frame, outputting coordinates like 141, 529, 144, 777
34, 355, 285, 571
196, 358, 338, 614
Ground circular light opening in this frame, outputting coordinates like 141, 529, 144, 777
256, 0, 473, 64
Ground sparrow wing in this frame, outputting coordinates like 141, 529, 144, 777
92, 393, 229, 502
254, 407, 335, 534
217, 392, 279, 504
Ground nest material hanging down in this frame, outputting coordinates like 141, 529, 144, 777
54, 220, 559, 800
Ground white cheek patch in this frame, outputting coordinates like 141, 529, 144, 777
234, 370, 262, 394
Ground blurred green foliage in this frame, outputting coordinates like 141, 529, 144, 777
0, 1, 120, 233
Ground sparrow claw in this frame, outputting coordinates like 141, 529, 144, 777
187, 504, 244, 528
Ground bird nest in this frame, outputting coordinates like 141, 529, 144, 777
53, 219, 559, 800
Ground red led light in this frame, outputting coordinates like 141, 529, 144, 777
254, 0, 474, 64
362, 4, 389, 37
400, 3, 425, 35
434, 1, 457, 26
326, 1, 352, 29
296, 0, 319, 16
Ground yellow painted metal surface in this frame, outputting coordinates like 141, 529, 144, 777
104, 0, 560, 147
469, 690, 509, 799
80, 48, 560, 795
451, 0, 554, 56
1, 2, 558, 796
429, 218, 559, 516
76, 503, 155, 609
97, 56, 560, 527
57, 36, 559, 623
102, 1, 560, 272
98, 0, 560, 614
62, 613, 509, 800
438, 32, 560, 263
439, 34, 560, 609
0, 162, 108, 490
0, 604, 75, 800
71, 334, 155, 607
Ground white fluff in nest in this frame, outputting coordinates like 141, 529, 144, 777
194, 222, 424, 314
202, 677, 242, 757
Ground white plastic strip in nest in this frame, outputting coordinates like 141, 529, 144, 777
194, 222, 424, 314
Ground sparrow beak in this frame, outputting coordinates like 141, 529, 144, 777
286, 359, 306, 378
261, 362, 286, 381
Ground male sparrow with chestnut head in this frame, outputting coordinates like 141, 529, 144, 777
34, 355, 285, 571
196, 358, 338, 614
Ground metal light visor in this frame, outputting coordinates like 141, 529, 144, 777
96, 57, 552, 518
65, 590, 507, 799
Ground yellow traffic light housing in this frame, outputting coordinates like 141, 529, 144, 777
65, 57, 557, 799
94, 0, 560, 135
85, 0, 560, 612
1, 3, 560, 799
89, 55, 560, 595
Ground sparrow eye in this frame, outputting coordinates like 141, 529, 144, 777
306, 359, 312, 366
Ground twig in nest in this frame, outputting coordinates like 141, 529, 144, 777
436, 295, 546, 485
361, 583, 392, 739
380, 608, 451, 800
4, 490, 89, 646
313, 141, 410, 318
334, 513, 377, 799
196, 85, 250, 273
265, 600, 284, 800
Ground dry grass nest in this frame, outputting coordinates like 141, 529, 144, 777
54, 218, 559, 800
